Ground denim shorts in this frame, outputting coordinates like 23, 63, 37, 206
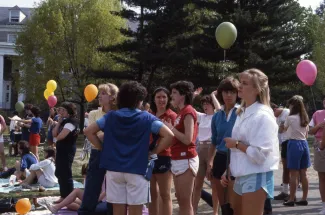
233, 171, 274, 199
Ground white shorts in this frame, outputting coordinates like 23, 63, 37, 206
38, 175, 56, 188
171, 156, 199, 176
105, 171, 150, 205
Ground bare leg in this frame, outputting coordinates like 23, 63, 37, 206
66, 202, 81, 211
299, 169, 308, 201
282, 159, 290, 184
0, 142, 6, 169
174, 169, 195, 215
156, 171, 173, 215
289, 170, 299, 201
113, 204, 127, 215
129, 205, 143, 215
22, 170, 37, 184
242, 188, 266, 215
231, 188, 242, 215
52, 188, 84, 211
192, 175, 205, 213
149, 175, 159, 215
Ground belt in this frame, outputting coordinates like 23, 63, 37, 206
198, 141, 211, 145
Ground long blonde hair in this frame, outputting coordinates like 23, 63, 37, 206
98, 83, 119, 110
237, 68, 270, 115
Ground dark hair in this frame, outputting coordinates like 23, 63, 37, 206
24, 104, 33, 110
44, 148, 56, 160
81, 163, 88, 176
60, 102, 77, 118
270, 103, 278, 109
18, 140, 30, 156
117, 81, 147, 109
216, 76, 240, 105
287, 95, 309, 127
150, 87, 171, 113
13, 111, 18, 116
170, 81, 194, 105
200, 95, 213, 106
31, 106, 41, 117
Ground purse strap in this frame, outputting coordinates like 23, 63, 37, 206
223, 149, 231, 204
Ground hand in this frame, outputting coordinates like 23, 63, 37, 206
163, 118, 173, 130
206, 164, 213, 181
224, 137, 237, 149
194, 87, 203, 97
57, 115, 63, 123
211, 90, 218, 96
220, 175, 230, 187
318, 121, 325, 129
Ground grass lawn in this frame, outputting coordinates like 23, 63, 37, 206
0, 134, 88, 199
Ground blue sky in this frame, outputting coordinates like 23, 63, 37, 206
0, 0, 322, 10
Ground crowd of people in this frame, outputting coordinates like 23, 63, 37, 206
0, 67, 325, 215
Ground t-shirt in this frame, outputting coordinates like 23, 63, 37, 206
276, 108, 290, 143
196, 112, 213, 142
285, 114, 308, 140
20, 153, 38, 172
30, 117, 43, 134
88, 109, 106, 149
150, 109, 177, 157
10, 115, 21, 131
171, 105, 198, 160
309, 110, 325, 141
97, 108, 163, 175
64, 123, 76, 131
211, 106, 238, 152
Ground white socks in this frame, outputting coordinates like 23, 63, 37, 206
282, 183, 289, 194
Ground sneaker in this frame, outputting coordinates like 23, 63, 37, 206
274, 192, 289, 200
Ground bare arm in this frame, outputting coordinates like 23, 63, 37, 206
169, 115, 194, 145
151, 124, 174, 155
84, 123, 102, 150
210, 90, 221, 111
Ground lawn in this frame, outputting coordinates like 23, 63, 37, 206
0, 134, 88, 199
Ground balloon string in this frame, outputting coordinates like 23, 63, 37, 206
310, 86, 317, 111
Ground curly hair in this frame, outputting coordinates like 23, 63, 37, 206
170, 81, 194, 105
60, 102, 77, 118
117, 81, 147, 109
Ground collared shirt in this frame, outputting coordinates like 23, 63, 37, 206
211, 105, 238, 152
196, 112, 213, 142
309, 110, 325, 141
230, 102, 279, 177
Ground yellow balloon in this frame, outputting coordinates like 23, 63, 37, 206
84, 84, 98, 102
44, 89, 54, 100
46, 80, 57, 92
15, 198, 31, 215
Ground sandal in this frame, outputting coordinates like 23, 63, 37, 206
283, 201, 295, 207
295, 200, 308, 206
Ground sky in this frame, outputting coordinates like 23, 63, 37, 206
0, 0, 322, 10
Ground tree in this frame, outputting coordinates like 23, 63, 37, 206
14, 0, 125, 129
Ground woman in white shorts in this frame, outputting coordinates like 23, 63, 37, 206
164, 81, 199, 215
21, 148, 58, 188
222, 69, 279, 215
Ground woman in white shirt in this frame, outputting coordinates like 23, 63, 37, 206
283, 95, 310, 206
21, 148, 58, 188
222, 69, 279, 215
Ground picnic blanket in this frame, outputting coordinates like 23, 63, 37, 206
0, 178, 84, 193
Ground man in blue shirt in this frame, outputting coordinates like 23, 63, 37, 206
85, 81, 174, 215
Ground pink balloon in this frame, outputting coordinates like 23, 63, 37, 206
296, 60, 317, 86
47, 95, 57, 107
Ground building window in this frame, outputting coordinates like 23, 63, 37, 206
5, 93, 9, 102
10, 10, 20, 23
6, 85, 10, 91
8, 34, 17, 43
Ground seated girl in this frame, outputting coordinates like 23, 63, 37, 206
14, 140, 38, 180
21, 148, 58, 189
45, 163, 106, 213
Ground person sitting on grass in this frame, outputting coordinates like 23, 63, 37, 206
20, 148, 58, 189
45, 163, 109, 214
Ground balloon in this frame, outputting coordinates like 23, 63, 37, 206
215, 22, 237, 49
296, 60, 317, 86
84, 84, 98, 102
44, 89, 54, 100
46, 80, 57, 92
15, 101, 24, 112
48, 95, 57, 107
15, 198, 31, 215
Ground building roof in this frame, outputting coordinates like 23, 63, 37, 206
0, 6, 33, 25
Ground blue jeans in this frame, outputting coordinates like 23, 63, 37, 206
78, 149, 106, 215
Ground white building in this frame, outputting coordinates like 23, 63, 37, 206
0, 6, 32, 109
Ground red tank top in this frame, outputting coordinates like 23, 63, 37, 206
171, 105, 198, 160
150, 109, 177, 157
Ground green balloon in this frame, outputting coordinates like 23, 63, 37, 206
15, 101, 24, 112
215, 22, 237, 49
